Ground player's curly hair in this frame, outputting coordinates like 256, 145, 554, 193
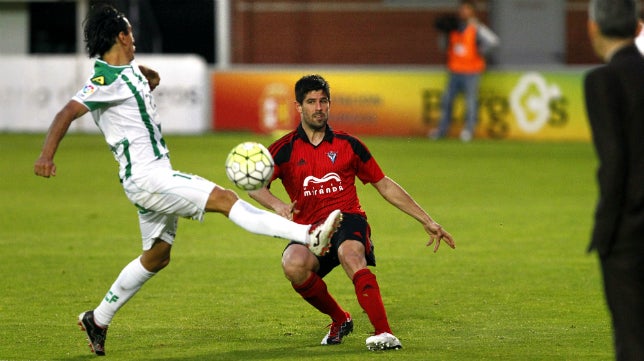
295, 75, 331, 104
83, 3, 129, 58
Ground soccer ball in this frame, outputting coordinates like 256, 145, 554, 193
225, 142, 275, 191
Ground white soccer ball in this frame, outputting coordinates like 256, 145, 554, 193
225, 142, 275, 191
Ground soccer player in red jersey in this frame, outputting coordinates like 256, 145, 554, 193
249, 74, 455, 350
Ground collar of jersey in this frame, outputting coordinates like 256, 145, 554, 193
296, 124, 335, 145
95, 58, 133, 70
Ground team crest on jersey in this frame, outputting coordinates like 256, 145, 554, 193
327, 151, 337, 164
91, 75, 105, 85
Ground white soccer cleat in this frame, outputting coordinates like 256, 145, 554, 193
365, 332, 402, 351
307, 210, 342, 256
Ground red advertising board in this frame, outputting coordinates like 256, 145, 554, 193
212, 70, 590, 141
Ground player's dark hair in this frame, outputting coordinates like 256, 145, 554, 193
295, 75, 331, 104
589, 0, 639, 38
83, 3, 129, 58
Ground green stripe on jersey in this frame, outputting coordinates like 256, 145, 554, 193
121, 73, 162, 158
111, 138, 133, 179
83, 101, 108, 111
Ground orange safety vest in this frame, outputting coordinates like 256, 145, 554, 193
447, 23, 486, 74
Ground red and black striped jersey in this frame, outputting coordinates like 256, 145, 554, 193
268, 125, 385, 225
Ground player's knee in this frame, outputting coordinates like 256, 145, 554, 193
141, 240, 172, 272
282, 265, 308, 284
205, 186, 240, 214
156, 255, 171, 271
282, 244, 316, 282
338, 241, 367, 270
141, 253, 170, 273
148, 259, 169, 273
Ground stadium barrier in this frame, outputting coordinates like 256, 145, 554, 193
0, 55, 209, 134
212, 68, 592, 141
0, 55, 592, 141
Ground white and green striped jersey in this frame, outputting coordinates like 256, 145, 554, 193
73, 59, 169, 181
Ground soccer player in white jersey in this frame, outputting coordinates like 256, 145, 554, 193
33, 4, 341, 356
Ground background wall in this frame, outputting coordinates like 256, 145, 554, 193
0, 2, 28, 54
231, 0, 611, 66
0, 55, 210, 134
490, 1, 565, 65
0, 0, 633, 65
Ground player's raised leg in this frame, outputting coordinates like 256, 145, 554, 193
209, 186, 341, 256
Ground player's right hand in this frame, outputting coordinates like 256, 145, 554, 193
34, 157, 56, 178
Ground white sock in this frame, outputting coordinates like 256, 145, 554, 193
93, 256, 155, 327
228, 199, 311, 244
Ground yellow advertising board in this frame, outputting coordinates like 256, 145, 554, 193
212, 69, 590, 141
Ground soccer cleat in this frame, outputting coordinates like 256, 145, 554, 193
321, 312, 353, 345
308, 210, 342, 256
365, 332, 402, 351
78, 310, 108, 356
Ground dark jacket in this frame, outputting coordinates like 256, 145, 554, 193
584, 44, 644, 255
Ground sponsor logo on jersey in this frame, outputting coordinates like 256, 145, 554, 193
303, 172, 343, 197
91, 75, 105, 85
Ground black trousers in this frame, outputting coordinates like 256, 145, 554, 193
600, 242, 644, 361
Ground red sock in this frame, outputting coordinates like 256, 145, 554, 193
353, 268, 392, 334
293, 272, 348, 322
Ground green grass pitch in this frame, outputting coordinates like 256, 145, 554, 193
0, 133, 611, 360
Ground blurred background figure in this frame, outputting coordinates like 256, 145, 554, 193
584, 1, 644, 360
431, 0, 499, 142
636, 20, 644, 54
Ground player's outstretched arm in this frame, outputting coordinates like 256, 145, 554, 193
371, 176, 455, 252
34, 100, 88, 178
249, 187, 298, 220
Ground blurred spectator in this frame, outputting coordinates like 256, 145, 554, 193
431, 0, 499, 142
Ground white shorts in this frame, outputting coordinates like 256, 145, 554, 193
123, 166, 217, 250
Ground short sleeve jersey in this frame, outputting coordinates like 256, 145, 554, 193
72, 59, 169, 181
268, 125, 385, 225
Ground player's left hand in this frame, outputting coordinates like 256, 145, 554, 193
425, 221, 455, 253
275, 201, 299, 220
